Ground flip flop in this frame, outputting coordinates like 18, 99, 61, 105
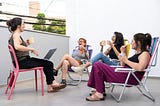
51, 84, 66, 90
86, 94, 105, 101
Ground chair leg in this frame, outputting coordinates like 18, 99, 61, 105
40, 69, 44, 96
35, 70, 38, 91
5, 72, 15, 94
85, 68, 90, 77
67, 71, 82, 86
8, 73, 19, 100
110, 84, 127, 102
137, 83, 155, 102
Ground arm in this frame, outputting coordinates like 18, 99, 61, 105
100, 40, 106, 52
13, 33, 38, 56
108, 41, 120, 57
85, 50, 90, 60
119, 52, 150, 71
103, 47, 111, 55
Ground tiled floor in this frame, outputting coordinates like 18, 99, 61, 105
0, 74, 160, 106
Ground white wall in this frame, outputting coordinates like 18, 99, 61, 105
66, 0, 160, 77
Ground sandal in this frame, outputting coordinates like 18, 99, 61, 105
47, 88, 58, 93
53, 69, 58, 76
61, 79, 67, 85
86, 94, 105, 101
89, 90, 106, 96
51, 84, 66, 90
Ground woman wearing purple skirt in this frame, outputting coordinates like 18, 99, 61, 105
86, 33, 152, 101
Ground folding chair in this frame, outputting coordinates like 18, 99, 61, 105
67, 45, 93, 86
5, 44, 44, 100
109, 37, 159, 102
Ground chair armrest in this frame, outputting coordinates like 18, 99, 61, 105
110, 65, 124, 68
114, 67, 135, 73
81, 59, 88, 64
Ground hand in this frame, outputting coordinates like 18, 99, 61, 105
120, 45, 126, 53
79, 45, 85, 50
107, 40, 113, 47
118, 53, 126, 63
100, 40, 106, 46
100, 41, 103, 46
31, 48, 39, 56
26, 39, 30, 45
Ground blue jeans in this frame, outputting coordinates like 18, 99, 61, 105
91, 52, 119, 66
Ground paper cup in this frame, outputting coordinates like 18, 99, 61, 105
28, 37, 34, 44
101, 40, 106, 46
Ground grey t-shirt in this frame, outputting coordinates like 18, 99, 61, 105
72, 49, 87, 61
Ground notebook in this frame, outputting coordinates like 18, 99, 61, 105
43, 48, 57, 60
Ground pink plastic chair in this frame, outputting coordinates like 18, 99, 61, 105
5, 44, 44, 100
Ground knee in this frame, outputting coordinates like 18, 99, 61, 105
99, 52, 103, 55
63, 54, 70, 58
94, 61, 101, 66
47, 61, 54, 68
62, 60, 69, 66
93, 62, 104, 69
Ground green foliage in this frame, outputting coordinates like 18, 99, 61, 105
32, 25, 46, 31
37, 13, 46, 24
32, 13, 66, 35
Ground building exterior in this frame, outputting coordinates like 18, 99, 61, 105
0, 1, 40, 30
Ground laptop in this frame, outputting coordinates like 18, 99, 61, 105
43, 48, 57, 60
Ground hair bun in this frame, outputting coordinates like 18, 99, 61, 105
6, 20, 11, 27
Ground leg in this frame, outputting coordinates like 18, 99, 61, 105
87, 62, 106, 93
61, 60, 70, 80
19, 57, 65, 92
101, 54, 118, 65
91, 52, 104, 64
19, 58, 55, 85
88, 62, 128, 92
55, 54, 79, 70
91, 52, 118, 66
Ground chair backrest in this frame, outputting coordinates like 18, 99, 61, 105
148, 37, 160, 68
8, 44, 19, 70
86, 45, 93, 60
128, 37, 159, 84
143, 37, 159, 82
74, 45, 93, 60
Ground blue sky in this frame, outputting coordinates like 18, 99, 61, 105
0, 0, 66, 17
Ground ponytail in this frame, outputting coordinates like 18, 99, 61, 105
145, 33, 152, 48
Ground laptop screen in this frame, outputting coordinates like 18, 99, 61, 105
44, 48, 57, 60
